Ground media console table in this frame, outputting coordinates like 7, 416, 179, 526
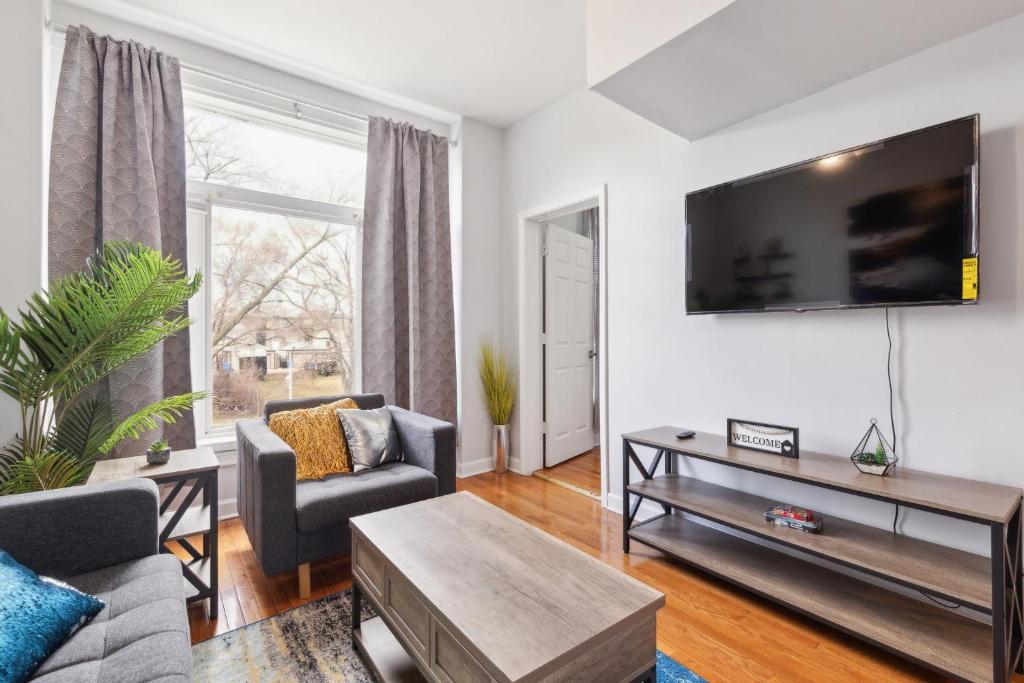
622, 426, 1023, 683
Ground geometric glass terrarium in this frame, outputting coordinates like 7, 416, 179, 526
849, 419, 898, 476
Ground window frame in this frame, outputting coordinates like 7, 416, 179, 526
184, 117, 365, 443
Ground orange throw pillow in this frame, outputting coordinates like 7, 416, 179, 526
268, 398, 359, 480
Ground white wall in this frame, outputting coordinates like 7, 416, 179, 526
452, 118, 506, 476
0, 0, 48, 446
502, 87, 690, 479
504, 13, 1024, 556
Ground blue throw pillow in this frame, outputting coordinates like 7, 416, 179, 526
0, 549, 104, 683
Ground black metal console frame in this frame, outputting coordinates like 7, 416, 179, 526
156, 468, 219, 619
622, 436, 1024, 682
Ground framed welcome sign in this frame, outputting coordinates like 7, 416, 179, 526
727, 419, 799, 459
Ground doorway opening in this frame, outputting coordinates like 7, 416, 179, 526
514, 186, 607, 506
537, 204, 601, 500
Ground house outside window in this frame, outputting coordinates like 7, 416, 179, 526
183, 96, 366, 436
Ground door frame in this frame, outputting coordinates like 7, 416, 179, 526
514, 185, 609, 507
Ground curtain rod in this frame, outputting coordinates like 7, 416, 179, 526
47, 21, 458, 147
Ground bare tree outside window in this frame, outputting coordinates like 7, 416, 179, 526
186, 115, 272, 187
185, 108, 365, 426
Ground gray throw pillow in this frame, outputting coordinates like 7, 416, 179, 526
336, 407, 403, 473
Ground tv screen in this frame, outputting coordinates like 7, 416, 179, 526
685, 116, 979, 314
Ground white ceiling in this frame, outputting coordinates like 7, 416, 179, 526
63, 0, 1024, 136
593, 0, 1024, 139
102, 0, 587, 128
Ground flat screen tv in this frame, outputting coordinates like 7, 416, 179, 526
685, 115, 979, 314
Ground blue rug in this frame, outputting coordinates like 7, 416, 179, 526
658, 650, 709, 682
193, 589, 708, 681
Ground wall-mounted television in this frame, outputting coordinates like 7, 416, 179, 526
685, 115, 979, 314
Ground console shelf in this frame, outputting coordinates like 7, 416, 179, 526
630, 514, 991, 683
624, 427, 1021, 523
628, 473, 991, 610
622, 427, 1023, 683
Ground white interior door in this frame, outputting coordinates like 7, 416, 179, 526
544, 223, 594, 466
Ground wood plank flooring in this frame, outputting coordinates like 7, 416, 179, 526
185, 472, 1018, 682
540, 447, 601, 495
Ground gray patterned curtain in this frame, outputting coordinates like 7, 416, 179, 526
361, 118, 456, 423
48, 26, 195, 454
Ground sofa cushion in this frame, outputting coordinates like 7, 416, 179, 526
269, 397, 359, 480
0, 549, 105, 683
30, 554, 191, 682
337, 406, 403, 473
295, 462, 438, 533
264, 393, 385, 420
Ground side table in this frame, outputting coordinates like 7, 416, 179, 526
88, 447, 220, 618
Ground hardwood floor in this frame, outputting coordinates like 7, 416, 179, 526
185, 472, 1016, 682
539, 446, 601, 495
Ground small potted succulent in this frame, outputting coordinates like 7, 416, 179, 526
852, 442, 889, 475
850, 419, 897, 476
146, 438, 172, 465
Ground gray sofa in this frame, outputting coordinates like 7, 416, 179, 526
236, 393, 455, 596
0, 479, 191, 682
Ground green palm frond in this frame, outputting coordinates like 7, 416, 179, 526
0, 312, 23, 377
0, 311, 43, 403
59, 315, 194, 402
0, 438, 25, 483
0, 450, 92, 495
16, 242, 201, 399
99, 392, 209, 454
52, 397, 114, 462
0, 241, 205, 494
478, 340, 516, 426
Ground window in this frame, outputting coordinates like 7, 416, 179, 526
186, 108, 365, 205
185, 101, 366, 435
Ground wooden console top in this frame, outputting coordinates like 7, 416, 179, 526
622, 426, 1022, 523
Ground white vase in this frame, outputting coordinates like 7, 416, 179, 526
492, 424, 510, 474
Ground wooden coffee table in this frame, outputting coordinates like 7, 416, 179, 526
349, 491, 664, 682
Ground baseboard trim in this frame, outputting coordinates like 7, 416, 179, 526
605, 492, 664, 521
457, 456, 494, 478
219, 497, 237, 520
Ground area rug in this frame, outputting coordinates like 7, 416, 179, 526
192, 590, 375, 682
192, 589, 708, 682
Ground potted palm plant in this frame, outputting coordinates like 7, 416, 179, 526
0, 242, 206, 494
478, 340, 516, 474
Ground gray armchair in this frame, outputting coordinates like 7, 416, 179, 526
0, 480, 192, 681
235, 393, 455, 597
